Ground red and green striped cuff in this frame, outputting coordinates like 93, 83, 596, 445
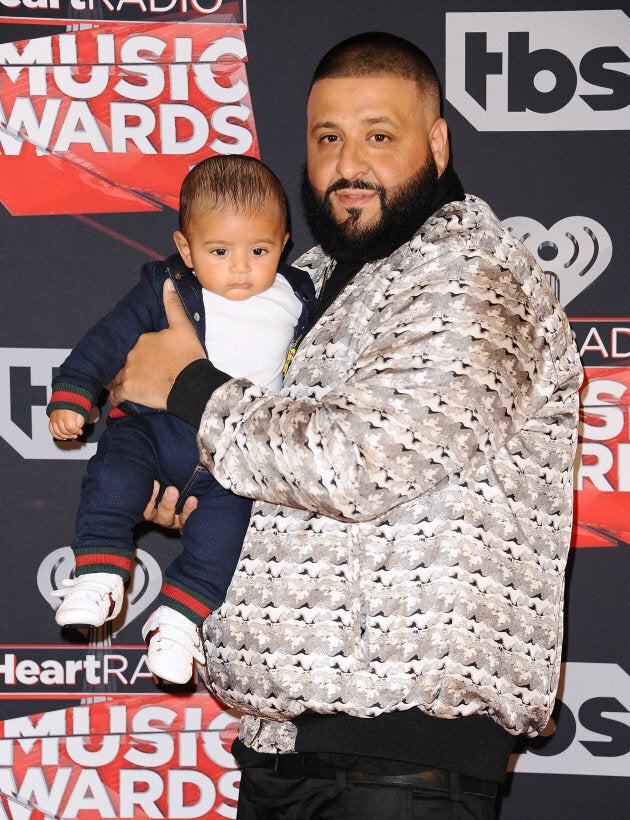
158, 580, 215, 626
48, 383, 94, 422
74, 548, 133, 583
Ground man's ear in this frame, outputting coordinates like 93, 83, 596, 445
428, 118, 450, 177
173, 230, 193, 269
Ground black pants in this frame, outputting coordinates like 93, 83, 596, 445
235, 756, 497, 820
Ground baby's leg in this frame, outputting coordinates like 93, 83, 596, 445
143, 472, 252, 683
72, 416, 160, 582
160, 472, 253, 624
53, 417, 159, 628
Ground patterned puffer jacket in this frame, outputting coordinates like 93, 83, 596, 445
197, 195, 583, 751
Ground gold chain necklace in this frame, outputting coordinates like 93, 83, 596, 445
317, 258, 335, 299
282, 260, 335, 377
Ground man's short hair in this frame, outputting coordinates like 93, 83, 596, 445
179, 155, 288, 234
311, 32, 440, 109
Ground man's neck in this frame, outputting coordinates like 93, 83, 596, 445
429, 160, 465, 218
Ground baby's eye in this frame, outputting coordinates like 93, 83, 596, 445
252, 247, 268, 256
211, 248, 228, 256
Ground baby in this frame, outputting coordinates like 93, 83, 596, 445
48, 155, 316, 684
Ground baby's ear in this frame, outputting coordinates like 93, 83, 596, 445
173, 230, 193, 268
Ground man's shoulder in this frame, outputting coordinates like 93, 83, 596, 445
418, 195, 504, 246
414, 196, 574, 338
290, 245, 330, 274
400, 194, 535, 274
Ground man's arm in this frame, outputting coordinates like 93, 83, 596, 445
195, 253, 566, 521
117, 253, 574, 524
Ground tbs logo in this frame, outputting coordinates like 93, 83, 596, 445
511, 663, 630, 777
446, 10, 630, 130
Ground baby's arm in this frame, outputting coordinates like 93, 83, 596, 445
49, 409, 85, 440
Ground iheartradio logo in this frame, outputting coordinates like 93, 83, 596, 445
38, 546, 163, 638
503, 215, 612, 307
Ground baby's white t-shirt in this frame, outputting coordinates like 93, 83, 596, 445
202, 274, 303, 392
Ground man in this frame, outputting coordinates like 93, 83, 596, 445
111, 32, 583, 819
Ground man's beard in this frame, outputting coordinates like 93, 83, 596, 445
301, 154, 439, 262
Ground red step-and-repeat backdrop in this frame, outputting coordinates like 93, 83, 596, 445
0, 1, 628, 817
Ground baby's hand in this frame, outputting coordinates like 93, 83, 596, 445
49, 409, 85, 440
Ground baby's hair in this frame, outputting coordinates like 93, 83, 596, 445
179, 155, 288, 235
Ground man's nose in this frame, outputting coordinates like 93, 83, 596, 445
335, 139, 369, 180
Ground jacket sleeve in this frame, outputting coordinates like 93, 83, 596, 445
197, 248, 579, 522
47, 264, 165, 419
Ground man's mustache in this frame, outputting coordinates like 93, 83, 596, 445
325, 178, 385, 198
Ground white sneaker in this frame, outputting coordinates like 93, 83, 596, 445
52, 572, 124, 627
142, 606, 205, 685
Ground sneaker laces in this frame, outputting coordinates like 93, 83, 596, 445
51, 575, 121, 616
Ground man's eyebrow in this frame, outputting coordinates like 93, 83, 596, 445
311, 115, 399, 130
362, 116, 398, 127
310, 119, 339, 131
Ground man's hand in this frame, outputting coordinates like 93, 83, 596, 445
143, 481, 198, 531
108, 279, 206, 409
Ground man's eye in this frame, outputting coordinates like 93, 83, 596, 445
371, 133, 390, 142
320, 134, 339, 144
